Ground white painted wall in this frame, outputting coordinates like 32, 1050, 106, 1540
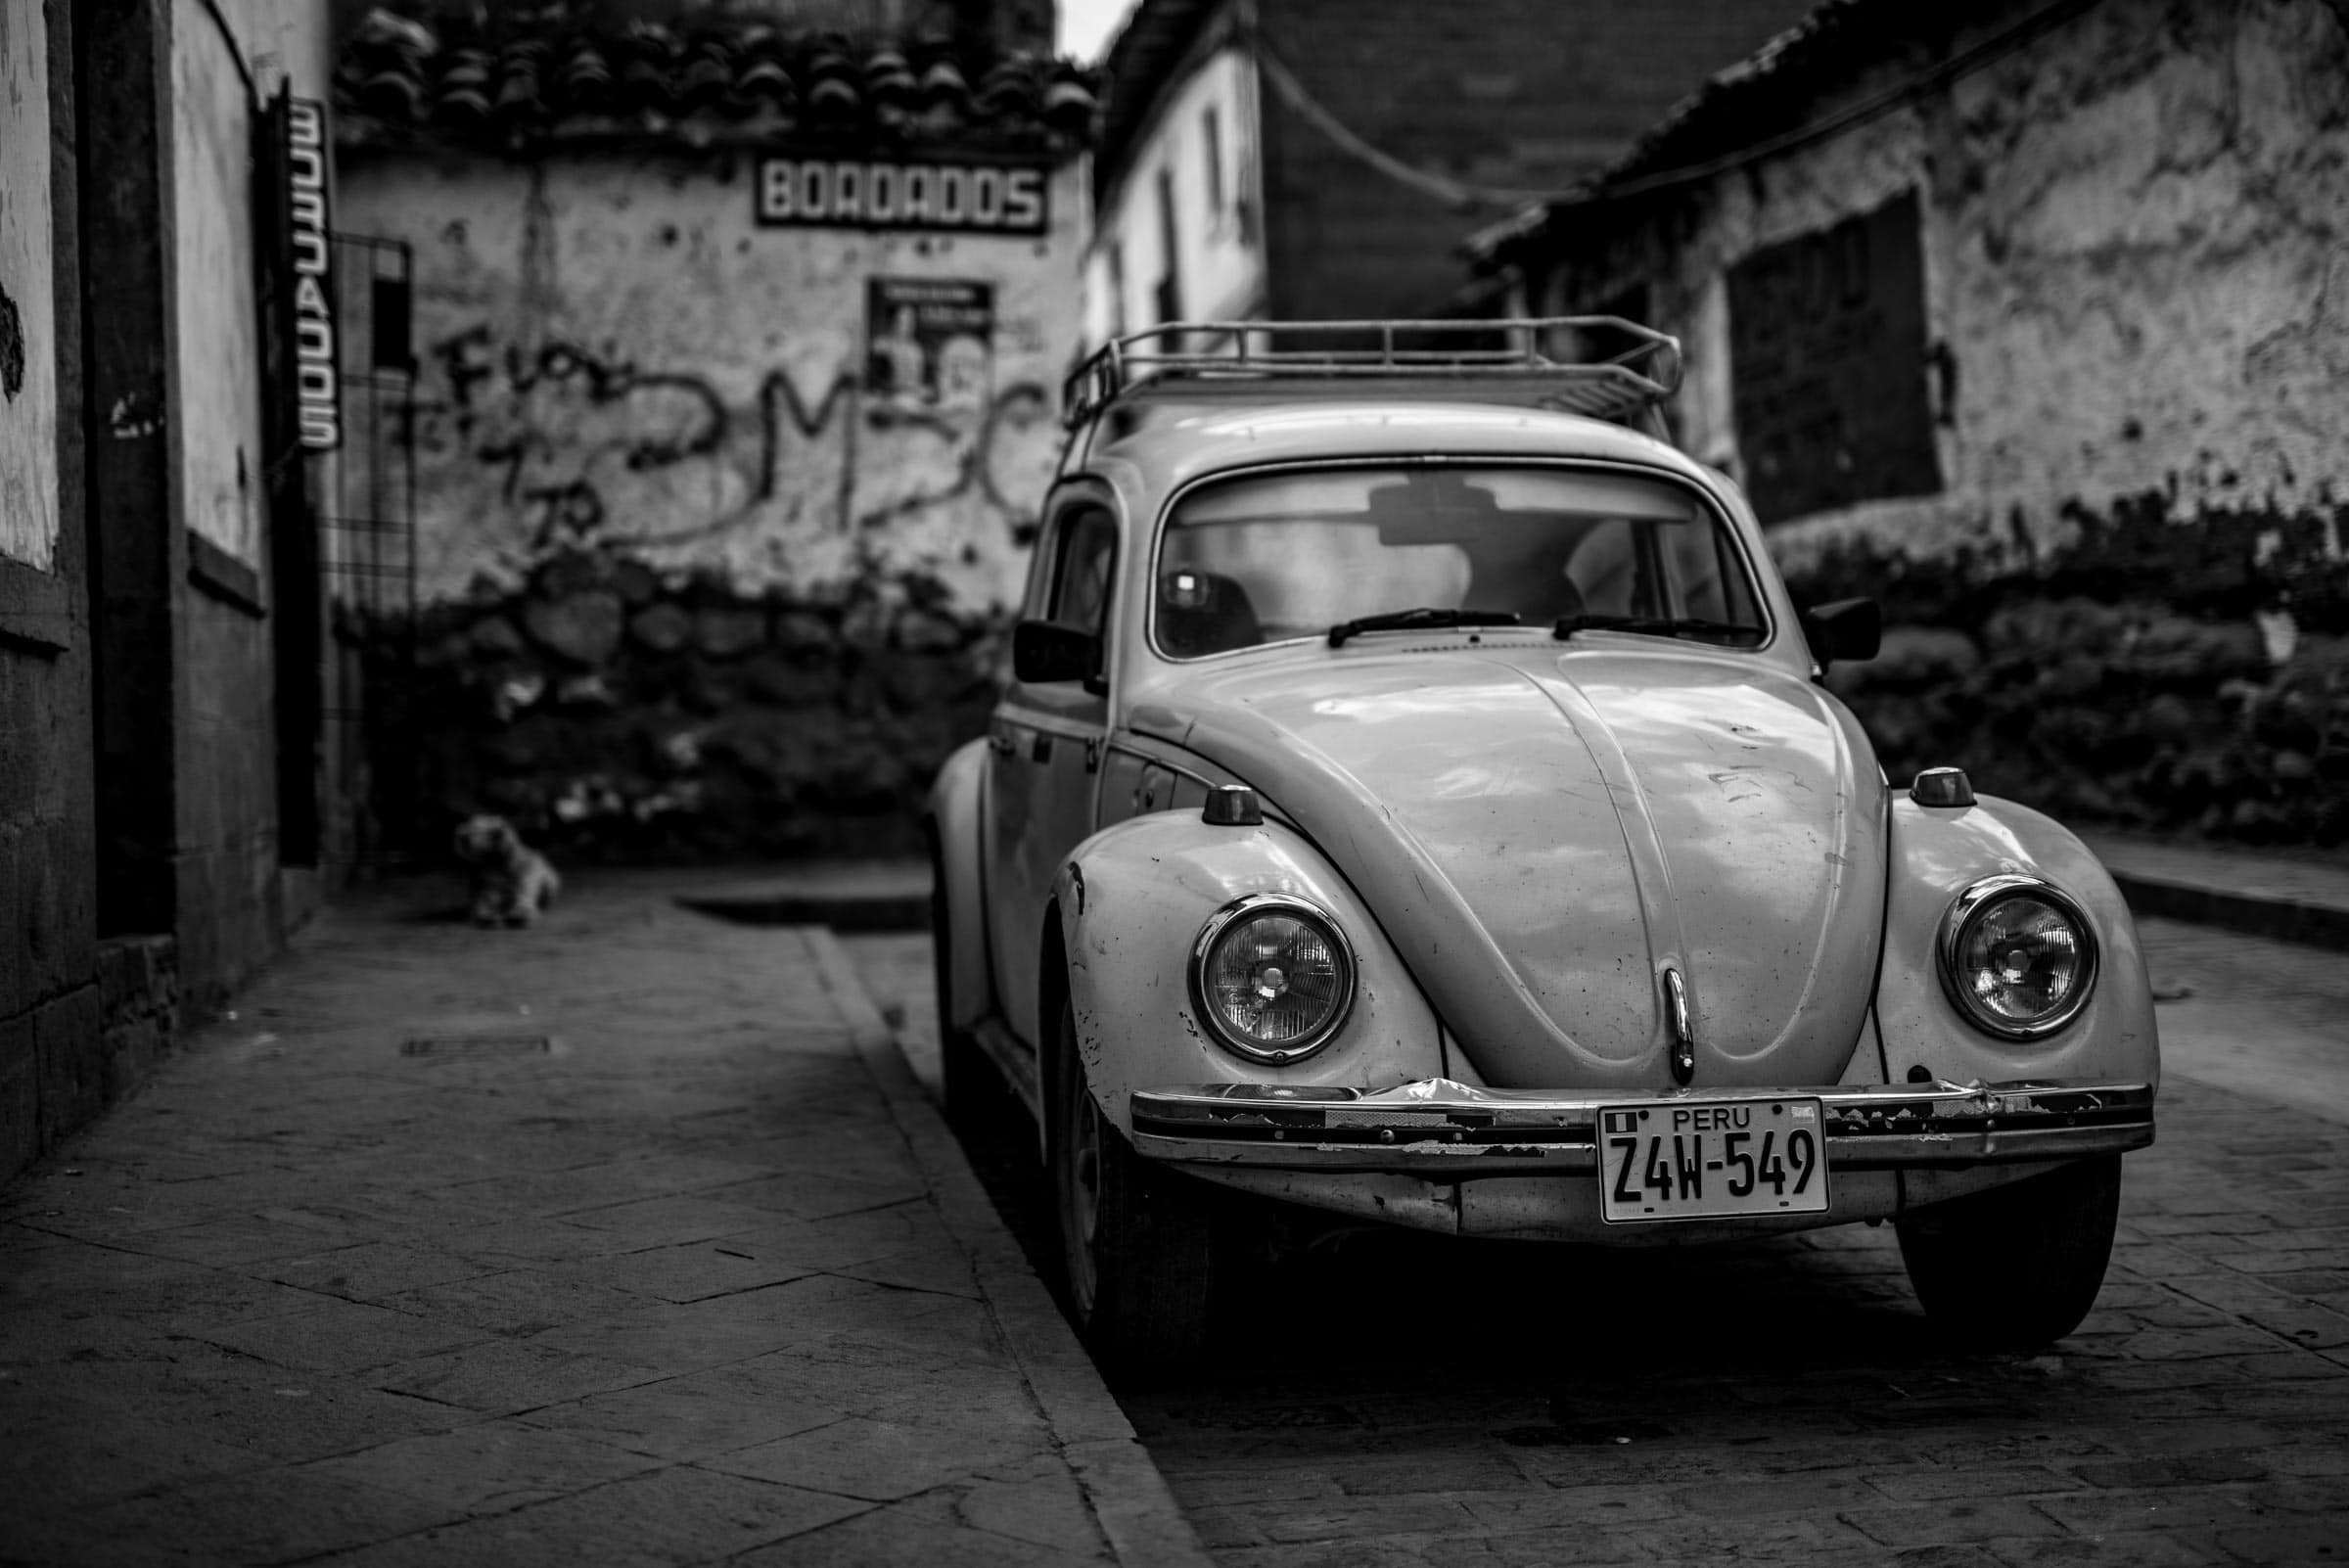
0, 1, 58, 571
171, 0, 337, 565
1543, 0, 2349, 570
1083, 44, 1266, 346
337, 151, 1090, 611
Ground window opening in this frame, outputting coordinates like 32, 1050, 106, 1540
1203, 107, 1223, 216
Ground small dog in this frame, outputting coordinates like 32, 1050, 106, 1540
452, 813, 562, 927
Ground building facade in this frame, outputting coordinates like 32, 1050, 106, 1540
1468, 0, 2349, 845
332, 6, 1098, 858
2, 0, 349, 1180
1082, 0, 1818, 344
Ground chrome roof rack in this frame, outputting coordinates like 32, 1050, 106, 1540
1060, 317, 1683, 432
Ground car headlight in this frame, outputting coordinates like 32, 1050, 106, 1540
1187, 894, 1357, 1063
1936, 874, 2099, 1039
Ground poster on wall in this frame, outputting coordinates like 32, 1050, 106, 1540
759, 155, 1049, 235
1727, 190, 1940, 525
865, 279, 995, 418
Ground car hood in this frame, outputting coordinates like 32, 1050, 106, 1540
1140, 642, 1887, 1091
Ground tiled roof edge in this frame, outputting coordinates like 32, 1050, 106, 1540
335, 7, 1103, 157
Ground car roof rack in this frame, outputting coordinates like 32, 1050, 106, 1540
1060, 317, 1683, 436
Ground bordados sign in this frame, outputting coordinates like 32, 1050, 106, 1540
755, 154, 1049, 235
286, 98, 338, 449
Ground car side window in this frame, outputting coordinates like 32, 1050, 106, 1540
1051, 508, 1118, 637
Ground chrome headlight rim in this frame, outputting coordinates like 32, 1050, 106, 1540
1935, 873, 2100, 1040
1186, 893, 1359, 1064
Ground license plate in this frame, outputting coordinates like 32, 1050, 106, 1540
1598, 1097, 1829, 1222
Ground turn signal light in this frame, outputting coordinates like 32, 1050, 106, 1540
1911, 767, 1976, 808
1203, 785, 1264, 826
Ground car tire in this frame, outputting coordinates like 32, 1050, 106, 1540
1896, 1154, 2122, 1351
929, 841, 999, 1127
1047, 993, 1215, 1370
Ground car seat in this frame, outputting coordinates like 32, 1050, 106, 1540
1158, 570, 1264, 658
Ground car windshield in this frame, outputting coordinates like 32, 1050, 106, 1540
1153, 465, 1767, 659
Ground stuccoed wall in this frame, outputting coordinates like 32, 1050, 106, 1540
172, 0, 339, 1006
337, 151, 1083, 857
1545, 0, 2349, 844
1085, 45, 1266, 342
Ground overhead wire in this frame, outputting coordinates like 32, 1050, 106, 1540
1240, 0, 2105, 221
190, 0, 260, 100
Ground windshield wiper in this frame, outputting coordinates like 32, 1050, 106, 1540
1552, 613, 1761, 645
1327, 608, 1521, 648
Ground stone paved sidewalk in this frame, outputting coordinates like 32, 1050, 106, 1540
0, 880, 1204, 1567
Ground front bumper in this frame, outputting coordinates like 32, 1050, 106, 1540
1129, 1078, 2155, 1176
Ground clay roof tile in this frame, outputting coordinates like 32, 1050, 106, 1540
333, 5, 1098, 155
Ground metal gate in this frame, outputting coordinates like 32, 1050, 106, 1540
324, 232, 420, 870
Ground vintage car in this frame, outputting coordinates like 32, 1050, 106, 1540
926, 319, 2158, 1364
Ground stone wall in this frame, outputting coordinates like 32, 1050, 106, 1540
402, 549, 1002, 859
1803, 491, 2349, 846
97, 937, 180, 1112
1525, 0, 2349, 847
338, 145, 1082, 859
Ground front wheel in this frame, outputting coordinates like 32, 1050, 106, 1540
1897, 1155, 2122, 1351
1048, 994, 1215, 1369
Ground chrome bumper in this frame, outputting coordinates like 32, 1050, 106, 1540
1129, 1078, 2155, 1176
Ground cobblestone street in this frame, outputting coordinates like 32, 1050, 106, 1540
4, 896, 2344, 1566
848, 920, 2349, 1567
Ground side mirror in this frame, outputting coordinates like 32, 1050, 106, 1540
1012, 619, 1101, 686
1799, 597, 1882, 672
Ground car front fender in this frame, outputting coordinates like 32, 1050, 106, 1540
1877, 793, 2159, 1094
1051, 811, 1451, 1138
926, 736, 993, 1035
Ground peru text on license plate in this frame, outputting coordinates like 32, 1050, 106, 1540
1597, 1097, 1829, 1222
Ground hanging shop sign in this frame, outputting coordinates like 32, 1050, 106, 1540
286, 97, 339, 449
756, 155, 1049, 235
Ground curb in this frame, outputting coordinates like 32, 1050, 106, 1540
2108, 871, 2349, 955
803, 929, 1216, 1568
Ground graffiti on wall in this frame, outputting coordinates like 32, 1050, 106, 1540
408, 322, 1056, 600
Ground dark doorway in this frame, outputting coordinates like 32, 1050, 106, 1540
79, 0, 177, 937
324, 233, 420, 871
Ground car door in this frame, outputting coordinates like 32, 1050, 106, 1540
983, 499, 1118, 1049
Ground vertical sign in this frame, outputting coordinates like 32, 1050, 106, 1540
865, 279, 995, 417
1727, 190, 1939, 524
287, 98, 339, 449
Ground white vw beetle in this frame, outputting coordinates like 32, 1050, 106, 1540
927, 320, 2157, 1365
